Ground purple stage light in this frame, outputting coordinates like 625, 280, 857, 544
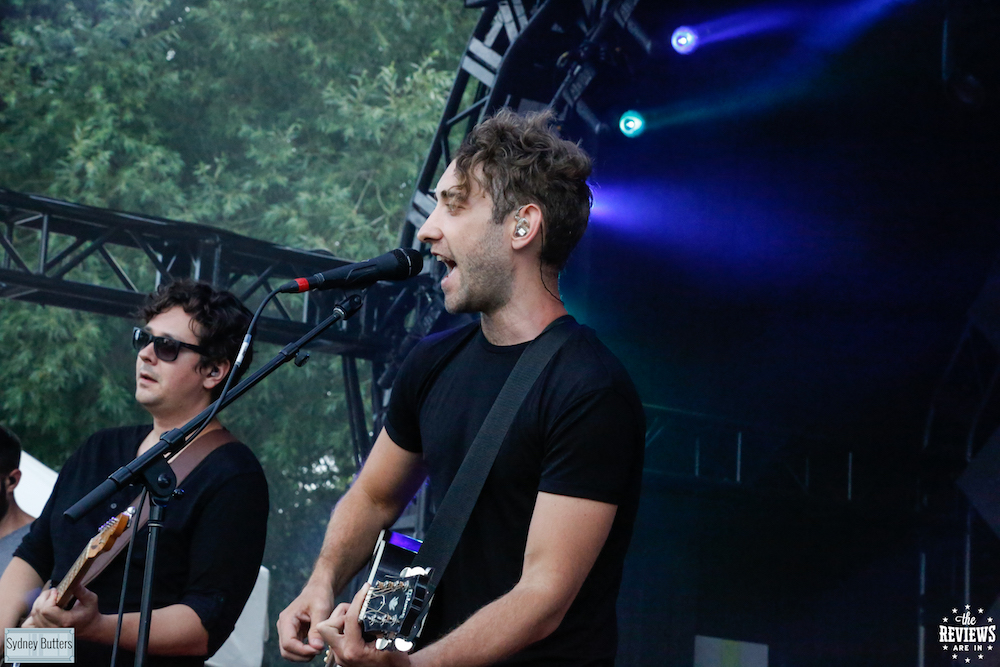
588, 175, 852, 286
671, 9, 802, 55
590, 182, 700, 236
671, 26, 699, 54
651, 1, 913, 128
669, 1, 907, 57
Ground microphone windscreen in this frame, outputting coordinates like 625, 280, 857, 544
391, 248, 424, 279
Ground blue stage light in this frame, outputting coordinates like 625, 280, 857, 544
671, 26, 699, 54
619, 111, 646, 138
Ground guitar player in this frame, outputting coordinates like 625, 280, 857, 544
0, 280, 269, 666
278, 109, 645, 667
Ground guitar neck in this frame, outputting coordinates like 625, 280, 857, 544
54, 541, 94, 609
51, 509, 133, 610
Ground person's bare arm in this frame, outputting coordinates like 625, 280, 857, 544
0, 556, 43, 631
24, 585, 209, 655
320, 491, 617, 667
277, 428, 426, 662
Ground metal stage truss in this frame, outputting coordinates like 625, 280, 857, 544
0, 187, 442, 462
0, 187, 426, 358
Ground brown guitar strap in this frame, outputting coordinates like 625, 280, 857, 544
77, 427, 236, 589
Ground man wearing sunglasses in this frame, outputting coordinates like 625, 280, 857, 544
0, 279, 269, 666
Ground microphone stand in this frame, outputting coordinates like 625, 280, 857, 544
64, 291, 365, 667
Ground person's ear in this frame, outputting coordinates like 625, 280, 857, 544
511, 204, 542, 250
6, 468, 21, 492
203, 360, 231, 391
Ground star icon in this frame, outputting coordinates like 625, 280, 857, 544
990, 618, 994, 623
955, 609, 960, 614
965, 658, 971, 663
979, 655, 984, 660
979, 609, 985, 614
954, 654, 958, 660
945, 617, 950, 623
989, 646, 994, 650
967, 604, 972, 610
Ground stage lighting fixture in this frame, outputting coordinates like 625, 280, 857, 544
619, 111, 645, 138
671, 26, 699, 54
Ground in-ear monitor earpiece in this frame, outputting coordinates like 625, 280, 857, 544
514, 205, 530, 238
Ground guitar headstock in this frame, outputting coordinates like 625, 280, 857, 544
85, 508, 133, 558
359, 566, 433, 653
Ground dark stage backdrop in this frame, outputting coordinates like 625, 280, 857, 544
553, 1, 1000, 663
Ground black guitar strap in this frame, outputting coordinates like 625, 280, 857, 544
410, 315, 578, 590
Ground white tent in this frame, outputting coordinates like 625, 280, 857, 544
13, 450, 58, 517
14, 450, 269, 667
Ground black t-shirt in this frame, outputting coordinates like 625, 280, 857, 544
386, 318, 644, 666
14, 425, 269, 666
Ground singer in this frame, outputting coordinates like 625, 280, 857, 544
278, 108, 645, 667
0, 280, 268, 666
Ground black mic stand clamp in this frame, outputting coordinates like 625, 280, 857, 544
65, 291, 366, 667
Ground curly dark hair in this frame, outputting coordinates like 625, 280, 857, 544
0, 425, 21, 476
453, 107, 593, 271
138, 279, 253, 399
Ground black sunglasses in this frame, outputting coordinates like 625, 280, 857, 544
132, 327, 209, 362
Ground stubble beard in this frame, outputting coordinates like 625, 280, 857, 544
445, 226, 513, 316
134, 382, 158, 411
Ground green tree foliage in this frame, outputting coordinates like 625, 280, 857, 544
0, 0, 475, 662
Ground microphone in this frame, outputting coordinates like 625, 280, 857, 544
278, 248, 423, 294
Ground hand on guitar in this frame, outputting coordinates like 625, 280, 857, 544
276, 580, 336, 662
22, 583, 105, 641
318, 584, 411, 667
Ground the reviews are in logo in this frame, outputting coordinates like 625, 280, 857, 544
939, 605, 996, 663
